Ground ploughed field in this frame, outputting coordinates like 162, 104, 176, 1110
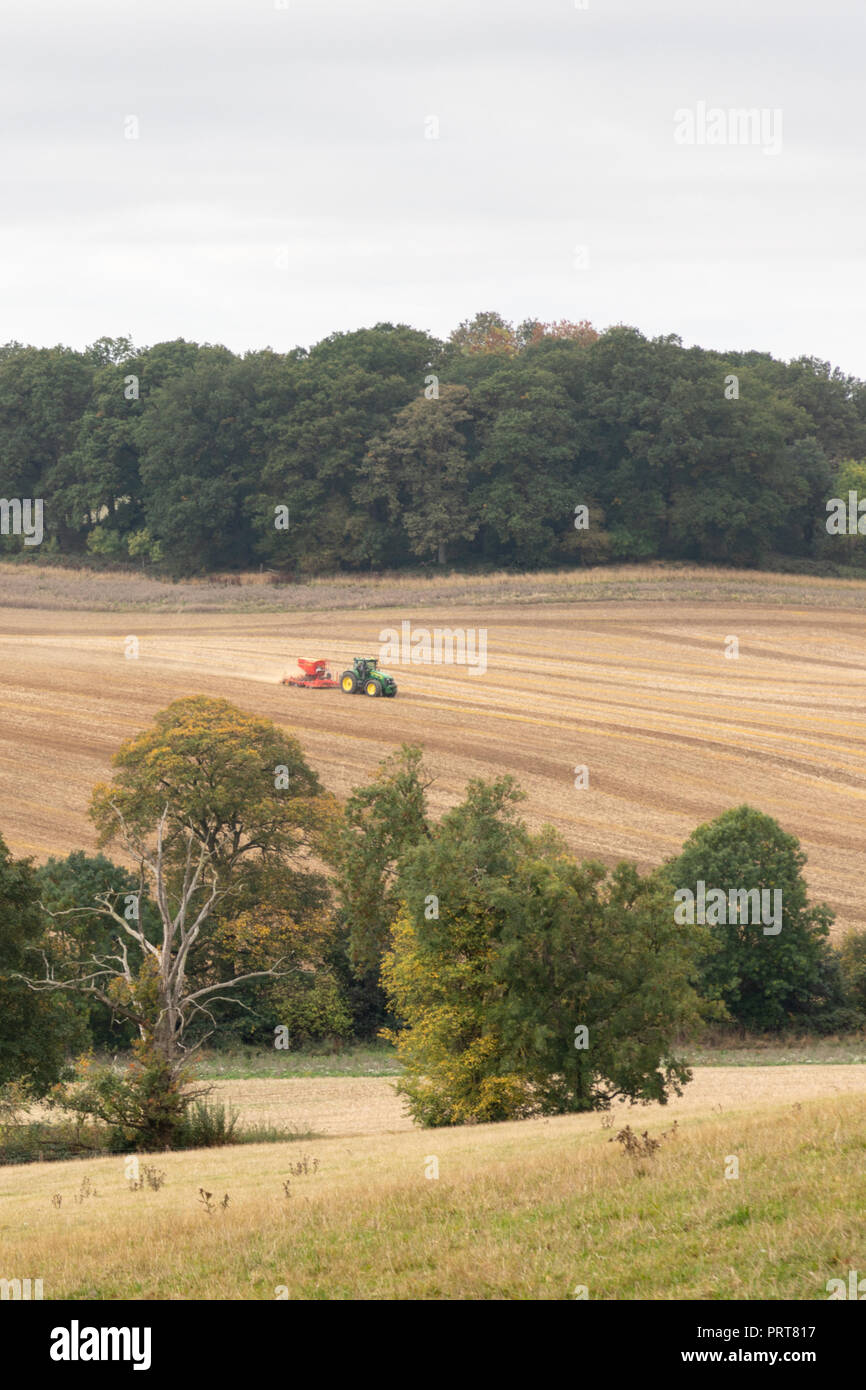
2, 581, 866, 937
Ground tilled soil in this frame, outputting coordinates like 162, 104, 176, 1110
1, 597, 865, 936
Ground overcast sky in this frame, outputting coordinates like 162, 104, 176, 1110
2, 0, 864, 374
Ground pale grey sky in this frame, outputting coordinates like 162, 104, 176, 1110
2, 0, 864, 373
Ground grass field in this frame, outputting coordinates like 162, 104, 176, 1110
3, 1081, 865, 1299
3, 565, 866, 938
92, 1037, 866, 1083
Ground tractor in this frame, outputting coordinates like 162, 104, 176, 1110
339, 656, 397, 698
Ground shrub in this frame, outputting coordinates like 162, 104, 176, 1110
174, 1100, 239, 1149
49, 1043, 205, 1151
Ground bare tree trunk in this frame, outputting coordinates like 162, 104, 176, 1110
22, 802, 291, 1080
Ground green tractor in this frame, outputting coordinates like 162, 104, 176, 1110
339, 656, 398, 698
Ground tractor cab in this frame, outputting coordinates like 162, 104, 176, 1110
340, 655, 398, 698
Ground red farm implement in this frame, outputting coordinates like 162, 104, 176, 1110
280, 658, 339, 689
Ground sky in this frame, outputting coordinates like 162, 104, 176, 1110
2, 0, 865, 374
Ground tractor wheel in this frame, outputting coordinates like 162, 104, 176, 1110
365, 680, 382, 697
341, 672, 357, 694
385, 687, 397, 697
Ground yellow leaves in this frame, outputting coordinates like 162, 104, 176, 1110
214, 904, 340, 974
89, 698, 327, 887
106, 975, 134, 1007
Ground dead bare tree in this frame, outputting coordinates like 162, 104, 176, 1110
20, 801, 292, 1081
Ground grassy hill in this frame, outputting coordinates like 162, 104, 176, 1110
4, 1090, 865, 1299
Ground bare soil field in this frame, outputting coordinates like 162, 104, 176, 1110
1, 566, 866, 936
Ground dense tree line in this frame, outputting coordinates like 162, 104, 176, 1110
2, 701, 863, 1141
2, 313, 866, 576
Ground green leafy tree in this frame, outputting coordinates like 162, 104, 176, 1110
35, 852, 160, 1048
661, 358, 813, 564
384, 779, 708, 1125
253, 324, 439, 572
382, 776, 533, 1126
62, 358, 145, 555
0, 345, 94, 552
327, 745, 431, 976
816, 459, 866, 565
783, 356, 866, 461
210, 906, 352, 1046
838, 931, 866, 1020
0, 835, 80, 1093
360, 385, 477, 564
667, 805, 836, 1031
324, 747, 431, 1036
2, 318, 865, 576
469, 361, 582, 566
84, 336, 136, 367
135, 349, 258, 574
490, 858, 708, 1112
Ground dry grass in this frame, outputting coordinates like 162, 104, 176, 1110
3, 559, 866, 613
207, 1064, 866, 1137
3, 1077, 866, 1299
208, 1077, 413, 1137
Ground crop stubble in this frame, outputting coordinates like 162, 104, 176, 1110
1, 596, 865, 937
